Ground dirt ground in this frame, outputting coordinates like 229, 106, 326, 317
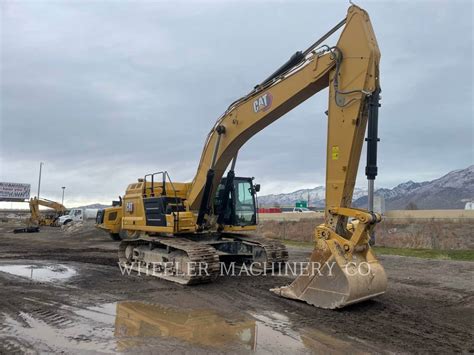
0, 221, 472, 353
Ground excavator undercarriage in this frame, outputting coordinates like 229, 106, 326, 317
118, 231, 288, 285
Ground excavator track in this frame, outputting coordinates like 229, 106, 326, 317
225, 234, 289, 267
118, 237, 220, 285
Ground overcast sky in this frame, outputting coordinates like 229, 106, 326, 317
1, 0, 472, 207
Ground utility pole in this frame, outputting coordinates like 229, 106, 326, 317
61, 186, 66, 205
37, 162, 44, 199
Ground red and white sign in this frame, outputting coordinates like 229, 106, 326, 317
0, 182, 31, 201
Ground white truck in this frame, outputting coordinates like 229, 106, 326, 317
292, 207, 314, 213
58, 208, 98, 225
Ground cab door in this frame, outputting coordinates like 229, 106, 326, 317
74, 209, 83, 221
233, 179, 257, 226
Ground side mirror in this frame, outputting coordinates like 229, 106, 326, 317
254, 184, 261, 193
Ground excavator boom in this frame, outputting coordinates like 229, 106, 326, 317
187, 6, 378, 222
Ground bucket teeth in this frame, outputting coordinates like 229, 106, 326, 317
271, 240, 387, 309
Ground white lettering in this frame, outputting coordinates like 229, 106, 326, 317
358, 262, 371, 276
326, 261, 336, 277
118, 262, 134, 275
344, 262, 357, 276
221, 262, 236, 276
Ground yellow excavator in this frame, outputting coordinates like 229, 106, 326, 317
28, 197, 68, 227
97, 5, 387, 309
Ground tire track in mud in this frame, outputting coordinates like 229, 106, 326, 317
0, 335, 36, 354
29, 308, 76, 328
0, 293, 117, 353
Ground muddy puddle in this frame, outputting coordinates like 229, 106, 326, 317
0, 263, 77, 282
2, 300, 364, 353
110, 302, 318, 352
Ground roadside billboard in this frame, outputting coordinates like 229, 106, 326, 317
0, 182, 31, 202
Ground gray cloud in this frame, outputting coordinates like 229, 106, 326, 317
1, 0, 472, 206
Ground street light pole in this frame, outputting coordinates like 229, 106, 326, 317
37, 162, 44, 199
61, 186, 66, 205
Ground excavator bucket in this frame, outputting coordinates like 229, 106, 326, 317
272, 236, 387, 309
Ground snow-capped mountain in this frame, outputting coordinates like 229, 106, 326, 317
77, 203, 110, 210
354, 165, 474, 209
258, 166, 474, 209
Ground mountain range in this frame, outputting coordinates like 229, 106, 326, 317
77, 203, 110, 210
258, 165, 474, 210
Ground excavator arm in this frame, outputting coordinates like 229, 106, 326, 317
32, 198, 67, 212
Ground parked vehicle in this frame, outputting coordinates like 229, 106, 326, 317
292, 207, 314, 213
58, 208, 98, 225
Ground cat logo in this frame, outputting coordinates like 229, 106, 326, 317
125, 202, 134, 213
253, 92, 273, 113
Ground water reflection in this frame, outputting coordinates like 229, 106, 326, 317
114, 301, 257, 350
2, 298, 367, 353
0, 263, 76, 282
112, 302, 368, 352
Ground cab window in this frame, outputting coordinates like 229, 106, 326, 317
234, 180, 256, 225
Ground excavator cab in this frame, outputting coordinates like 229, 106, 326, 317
214, 177, 258, 227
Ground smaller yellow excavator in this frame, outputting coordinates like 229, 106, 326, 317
28, 197, 68, 227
